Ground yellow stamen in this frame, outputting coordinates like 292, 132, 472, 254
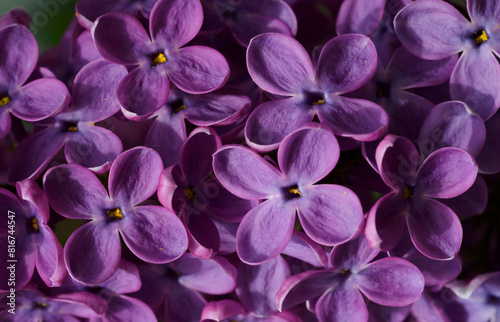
0, 96, 11, 107
173, 104, 187, 114
475, 30, 488, 45
402, 186, 414, 200
152, 53, 167, 67
288, 187, 301, 197
311, 98, 325, 106
107, 208, 123, 220
35, 302, 47, 308
340, 268, 349, 274
67, 126, 78, 132
32, 217, 39, 231
184, 187, 194, 200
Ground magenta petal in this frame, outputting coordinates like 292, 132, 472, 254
244, 98, 314, 152
231, 13, 292, 47
317, 34, 377, 94
394, 0, 468, 59
354, 257, 424, 306
0, 108, 11, 140
278, 123, 339, 185
36, 227, 67, 287
118, 67, 170, 121
150, 0, 203, 49
201, 299, 245, 322
183, 93, 251, 126
317, 96, 388, 141
317, 284, 368, 322
64, 125, 122, 172
105, 295, 156, 322
440, 175, 488, 218
0, 8, 30, 30
247, 33, 314, 96
416, 147, 478, 199
92, 12, 152, 65
336, 0, 385, 35
65, 221, 121, 284
236, 199, 295, 264
43, 164, 109, 220
167, 46, 229, 94
109, 147, 164, 206
120, 205, 187, 263
213, 145, 283, 200
182, 209, 220, 259
9, 78, 69, 121
450, 49, 500, 120
297, 184, 364, 246
331, 234, 379, 273
408, 198, 463, 260
9, 128, 66, 183
283, 231, 328, 267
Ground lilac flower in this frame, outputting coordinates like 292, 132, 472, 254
201, 0, 297, 47
0, 8, 30, 30
43, 147, 188, 284
92, 0, 230, 120
476, 110, 500, 174
76, 0, 158, 28
213, 123, 364, 264
0, 180, 66, 291
365, 135, 478, 260
0, 24, 70, 140
245, 32, 388, 151
8, 59, 127, 183
277, 234, 425, 322
395, 0, 500, 120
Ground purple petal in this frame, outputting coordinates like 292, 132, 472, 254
0, 25, 38, 88
331, 234, 379, 273
450, 49, 500, 120
76, 0, 134, 28
64, 125, 122, 172
16, 179, 50, 222
182, 209, 220, 259
316, 283, 368, 322
70, 31, 102, 73
336, 0, 384, 35
317, 34, 377, 94
236, 256, 290, 316
297, 184, 364, 246
99, 259, 141, 294
467, 0, 500, 23
407, 254, 461, 290
317, 96, 388, 141
415, 147, 478, 199
278, 123, 339, 185
283, 231, 329, 267
418, 101, 486, 157
236, 199, 294, 264
365, 192, 407, 252
9, 78, 69, 121
92, 12, 152, 65
354, 257, 425, 306
0, 108, 11, 139
201, 299, 245, 322
173, 254, 237, 295
230, 14, 292, 47
259, 0, 297, 35
440, 175, 488, 218
109, 147, 164, 206
43, 164, 109, 220
477, 110, 500, 173
245, 98, 314, 152
118, 67, 170, 121
164, 280, 207, 322
183, 93, 251, 126
120, 205, 188, 263
105, 295, 157, 322
36, 227, 67, 287
247, 33, 314, 95
394, 0, 468, 59
0, 8, 30, 30
182, 127, 221, 185
65, 221, 121, 284
407, 198, 462, 260
70, 60, 127, 121
213, 145, 283, 200
9, 128, 66, 183
150, 0, 203, 49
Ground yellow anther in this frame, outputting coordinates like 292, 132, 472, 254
107, 208, 123, 220
90, 123, 95, 126
475, 29, 488, 45
67, 126, 78, 132
0, 96, 11, 107
32, 217, 39, 231
340, 268, 349, 274
35, 302, 48, 308
173, 104, 187, 114
152, 53, 167, 67
311, 98, 325, 106
184, 187, 194, 200
402, 186, 414, 200
288, 187, 302, 197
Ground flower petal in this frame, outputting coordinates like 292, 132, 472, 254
105, 295, 157, 322
477, 111, 500, 173
181, 209, 220, 259
36, 227, 67, 287
331, 234, 379, 273
230, 13, 292, 47
236, 199, 294, 264
120, 205, 188, 263
278, 123, 339, 185
0, 108, 11, 140
297, 184, 364, 246
213, 145, 283, 200
183, 93, 251, 126
336, 0, 385, 35
283, 231, 328, 267
316, 283, 368, 322
182, 127, 221, 185
109, 147, 164, 206
201, 299, 245, 322
467, 0, 500, 23
317, 34, 377, 94
408, 198, 463, 260
247, 33, 314, 95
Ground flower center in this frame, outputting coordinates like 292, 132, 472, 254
402, 186, 414, 200
304, 91, 325, 106
107, 208, 123, 220
152, 52, 167, 67
472, 29, 488, 45
34, 302, 48, 309
0, 96, 11, 107
171, 98, 187, 114
32, 217, 39, 231
184, 187, 194, 200
64, 121, 79, 132
284, 184, 302, 200
376, 81, 390, 98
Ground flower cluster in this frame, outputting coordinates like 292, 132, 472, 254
0, 0, 499, 321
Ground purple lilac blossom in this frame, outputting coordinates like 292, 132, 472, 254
213, 123, 364, 264
43, 147, 188, 284
76, 0, 158, 28
245, 32, 388, 152
92, 0, 230, 120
